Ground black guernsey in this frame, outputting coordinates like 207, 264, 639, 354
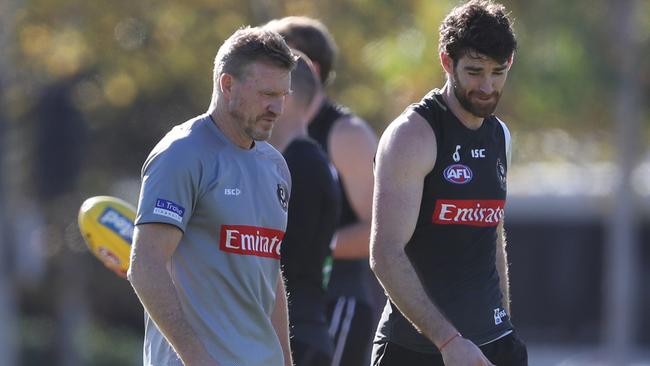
308, 100, 373, 301
281, 137, 340, 350
375, 90, 513, 353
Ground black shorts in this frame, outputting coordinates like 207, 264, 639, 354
372, 332, 528, 366
327, 296, 375, 366
291, 339, 332, 366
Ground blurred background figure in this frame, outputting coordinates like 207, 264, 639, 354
32, 76, 89, 366
266, 16, 381, 366
1, 0, 648, 365
269, 52, 341, 366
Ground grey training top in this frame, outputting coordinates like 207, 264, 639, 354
135, 114, 291, 366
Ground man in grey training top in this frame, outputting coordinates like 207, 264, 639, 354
128, 27, 296, 366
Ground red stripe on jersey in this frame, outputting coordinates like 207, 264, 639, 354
432, 199, 505, 227
220, 225, 284, 259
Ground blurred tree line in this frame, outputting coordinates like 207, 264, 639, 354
1, 0, 649, 365
5, 0, 649, 174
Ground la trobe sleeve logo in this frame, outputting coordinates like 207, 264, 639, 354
153, 199, 185, 223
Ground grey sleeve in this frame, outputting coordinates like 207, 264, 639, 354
135, 143, 199, 232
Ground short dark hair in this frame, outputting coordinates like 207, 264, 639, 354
290, 51, 319, 108
439, 0, 517, 65
264, 17, 337, 85
214, 26, 297, 83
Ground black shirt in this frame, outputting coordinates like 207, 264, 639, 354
375, 90, 513, 353
282, 137, 341, 329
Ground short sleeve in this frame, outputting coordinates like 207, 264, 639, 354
135, 143, 199, 232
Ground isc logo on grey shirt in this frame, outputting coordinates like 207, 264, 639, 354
224, 188, 241, 196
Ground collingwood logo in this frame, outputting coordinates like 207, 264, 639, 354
277, 183, 288, 211
496, 158, 507, 191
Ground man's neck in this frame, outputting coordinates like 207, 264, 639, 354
313, 91, 326, 110
208, 104, 254, 149
440, 82, 484, 131
268, 119, 306, 153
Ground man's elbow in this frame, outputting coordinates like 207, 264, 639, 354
126, 255, 145, 289
369, 242, 388, 278
126, 266, 135, 284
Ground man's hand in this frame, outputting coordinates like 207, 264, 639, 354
441, 336, 494, 366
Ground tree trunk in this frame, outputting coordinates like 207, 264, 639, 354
0, 0, 19, 364
603, 0, 643, 363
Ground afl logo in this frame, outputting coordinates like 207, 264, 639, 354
444, 164, 473, 184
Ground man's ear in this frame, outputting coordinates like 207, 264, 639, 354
220, 73, 234, 98
440, 52, 454, 75
507, 53, 515, 69
311, 61, 331, 86
311, 62, 322, 82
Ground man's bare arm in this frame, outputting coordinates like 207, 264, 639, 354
271, 274, 293, 366
370, 111, 493, 366
496, 221, 510, 313
329, 115, 377, 259
128, 223, 219, 366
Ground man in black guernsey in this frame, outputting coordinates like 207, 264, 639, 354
370, 1, 528, 365
265, 17, 380, 366
269, 53, 341, 366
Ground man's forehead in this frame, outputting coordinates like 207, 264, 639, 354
240, 63, 291, 93
458, 52, 508, 68
240, 62, 291, 81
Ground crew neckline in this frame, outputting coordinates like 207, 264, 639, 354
432, 90, 489, 133
205, 113, 258, 152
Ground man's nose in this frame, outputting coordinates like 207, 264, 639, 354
268, 97, 284, 115
479, 76, 495, 95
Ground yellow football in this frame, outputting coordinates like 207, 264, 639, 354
78, 196, 136, 272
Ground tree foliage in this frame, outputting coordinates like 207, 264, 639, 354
5, 0, 649, 177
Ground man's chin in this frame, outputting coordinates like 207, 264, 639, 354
469, 101, 498, 118
471, 108, 496, 118
252, 130, 273, 141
